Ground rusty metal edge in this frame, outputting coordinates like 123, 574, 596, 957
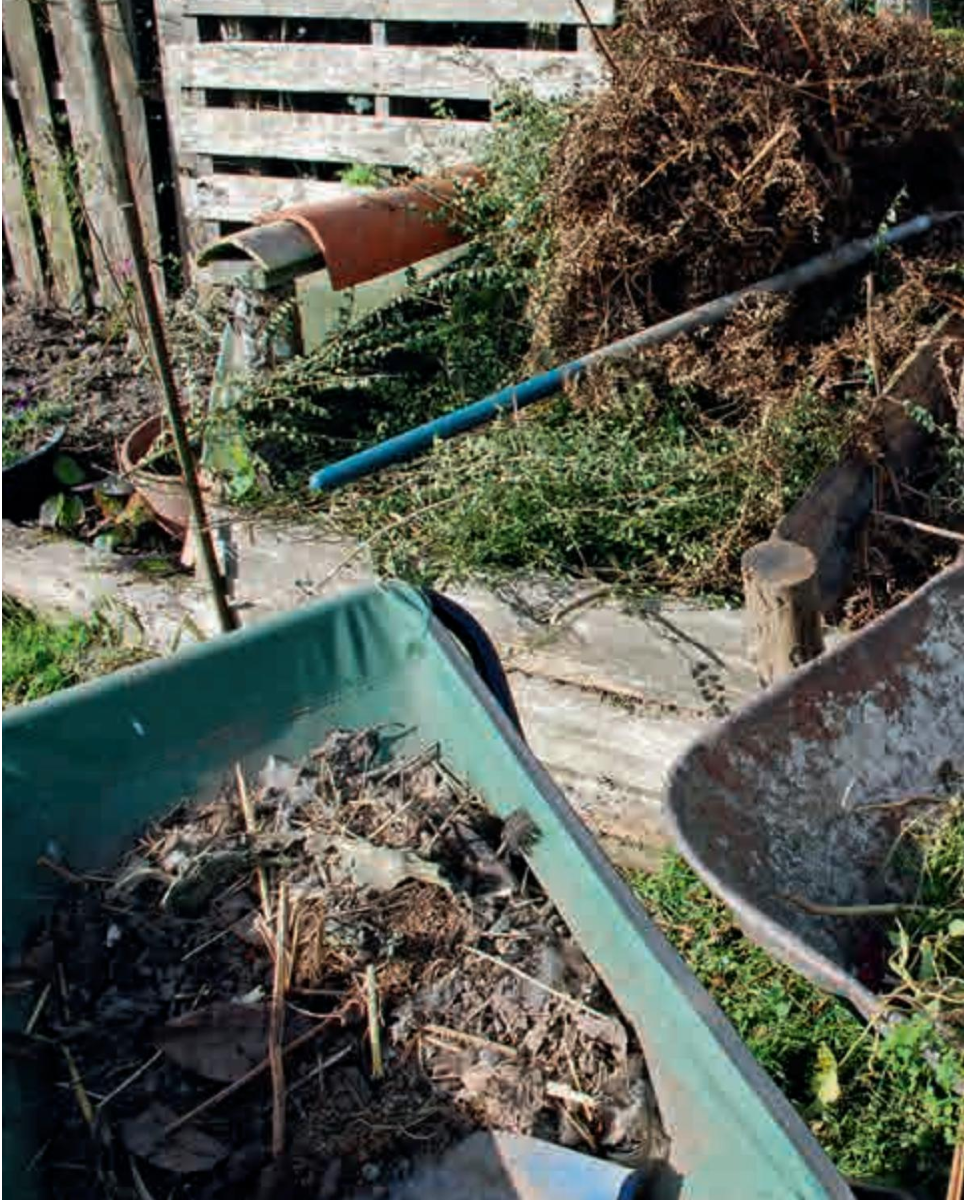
664, 562, 964, 1024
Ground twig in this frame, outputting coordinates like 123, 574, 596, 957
421, 1024, 517, 1057
129, 1156, 158, 1200
872, 511, 964, 544
36, 856, 88, 886
366, 965, 384, 1080
569, 0, 621, 79
546, 1080, 599, 1107
465, 947, 608, 1018
945, 1132, 964, 1200
164, 1016, 340, 1137
24, 983, 51, 1035
737, 125, 794, 184
316, 496, 461, 592
548, 585, 612, 626
856, 793, 959, 814
269, 881, 288, 1157
62, 1046, 95, 1129
361, 742, 440, 785
96, 1050, 163, 1112
781, 893, 927, 917
180, 925, 234, 963
283, 1043, 354, 1100
56, 963, 72, 1025
865, 273, 882, 398
236, 764, 272, 924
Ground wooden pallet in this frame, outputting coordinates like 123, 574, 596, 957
154, 0, 613, 259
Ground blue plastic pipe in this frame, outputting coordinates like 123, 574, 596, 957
309, 211, 954, 492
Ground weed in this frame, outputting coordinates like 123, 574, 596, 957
1, 596, 152, 707
325, 379, 853, 596
337, 162, 394, 189
232, 89, 569, 486
1, 390, 74, 466
631, 854, 963, 1190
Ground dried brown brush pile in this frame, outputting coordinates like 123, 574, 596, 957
536, 0, 962, 381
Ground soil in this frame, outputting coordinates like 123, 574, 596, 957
2, 304, 158, 468
17, 730, 666, 1200
1, 293, 226, 470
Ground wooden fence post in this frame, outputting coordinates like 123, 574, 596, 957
742, 538, 824, 687
2, 102, 44, 300
47, 0, 164, 305
4, 0, 87, 307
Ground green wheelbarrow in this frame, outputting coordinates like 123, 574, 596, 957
4, 582, 854, 1199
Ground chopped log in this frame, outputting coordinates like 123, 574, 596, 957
742, 539, 824, 687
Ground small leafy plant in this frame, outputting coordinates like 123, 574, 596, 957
631, 852, 963, 1191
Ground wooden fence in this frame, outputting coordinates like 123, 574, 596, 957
3, 0, 613, 302
159, 0, 613, 256
2, 0, 164, 307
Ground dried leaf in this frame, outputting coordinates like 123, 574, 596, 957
573, 1011, 628, 1061
308, 834, 451, 894
122, 1102, 228, 1173
812, 1043, 840, 1107
164, 849, 251, 916
156, 1001, 267, 1082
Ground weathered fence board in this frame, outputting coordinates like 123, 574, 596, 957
99, 0, 165, 295
3, 0, 86, 306
48, 0, 133, 301
156, 0, 220, 252
194, 173, 350, 222
2, 103, 44, 299
174, 43, 605, 100
181, 107, 490, 166
183, 0, 615, 21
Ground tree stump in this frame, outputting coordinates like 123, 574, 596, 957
742, 538, 824, 687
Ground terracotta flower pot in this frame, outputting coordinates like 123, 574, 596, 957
118, 414, 196, 539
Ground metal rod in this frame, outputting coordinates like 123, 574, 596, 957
309, 211, 958, 493
72, 0, 238, 633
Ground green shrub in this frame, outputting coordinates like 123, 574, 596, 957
632, 853, 963, 1190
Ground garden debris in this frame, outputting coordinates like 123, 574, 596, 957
538, 0, 961, 374
20, 729, 666, 1198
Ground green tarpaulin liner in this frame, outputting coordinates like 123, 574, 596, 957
2, 583, 852, 1199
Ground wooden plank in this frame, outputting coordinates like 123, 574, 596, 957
2, 101, 44, 298
181, 107, 489, 166
48, 0, 132, 302
99, 0, 165, 300
173, 43, 605, 101
155, 0, 219, 256
3, 0, 87, 306
194, 173, 352, 222
4, 75, 66, 102
184, 0, 616, 23
371, 21, 389, 120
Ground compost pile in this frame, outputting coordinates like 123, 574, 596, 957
537, 0, 962, 381
20, 730, 664, 1199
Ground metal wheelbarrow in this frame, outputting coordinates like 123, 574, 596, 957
666, 564, 964, 1022
3, 582, 856, 1199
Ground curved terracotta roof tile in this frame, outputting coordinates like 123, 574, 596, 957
259, 166, 483, 292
